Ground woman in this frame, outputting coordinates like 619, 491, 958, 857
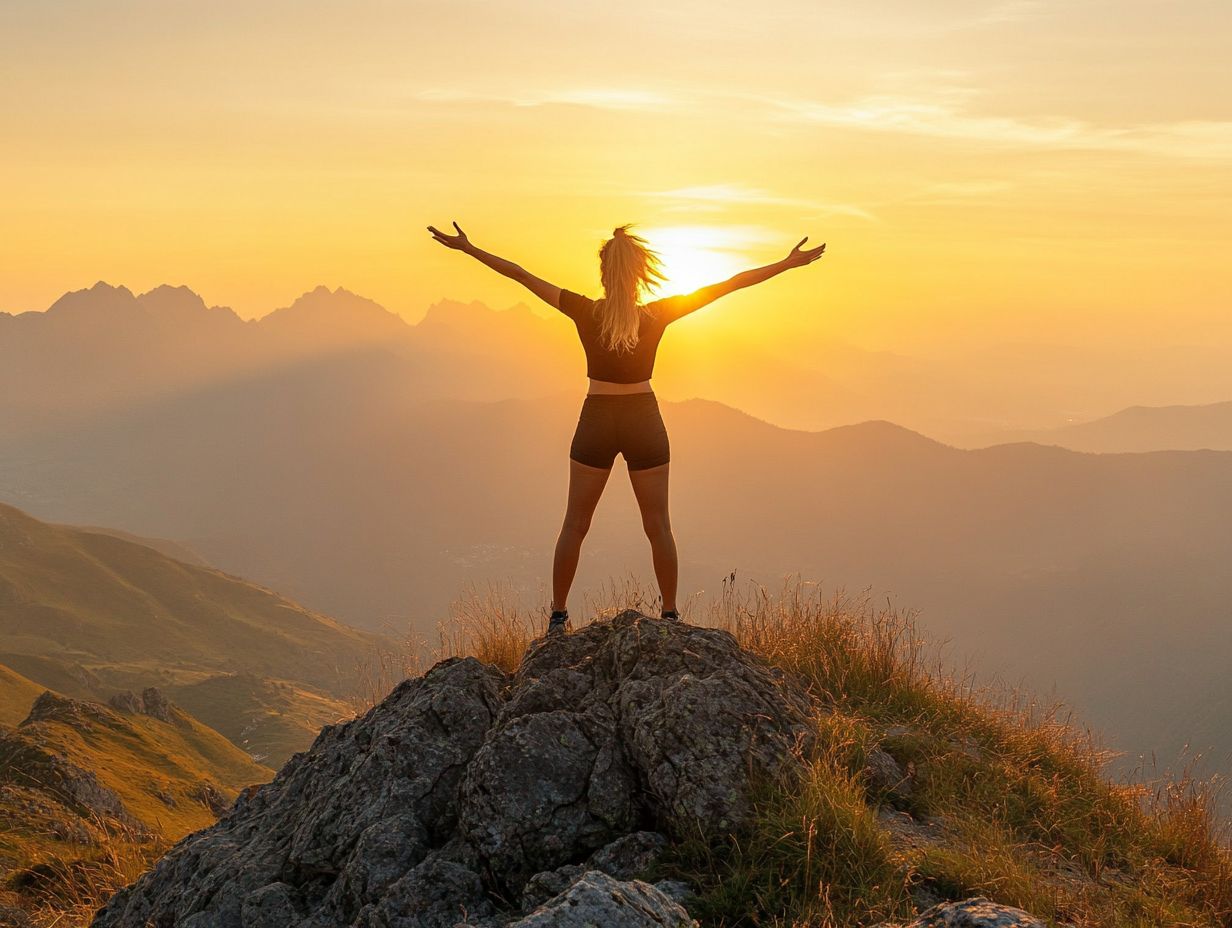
427, 221, 826, 636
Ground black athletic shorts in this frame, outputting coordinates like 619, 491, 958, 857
569, 392, 670, 471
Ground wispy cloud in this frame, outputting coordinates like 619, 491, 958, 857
970, 0, 1047, 26
895, 179, 1018, 205
646, 183, 879, 222
415, 81, 1232, 161
757, 92, 1232, 160
415, 87, 675, 111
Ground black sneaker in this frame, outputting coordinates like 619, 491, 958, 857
661, 609, 681, 622
547, 609, 569, 637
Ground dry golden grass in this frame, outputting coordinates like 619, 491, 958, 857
2, 809, 169, 928
391, 572, 1232, 928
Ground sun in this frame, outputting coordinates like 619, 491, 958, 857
639, 225, 749, 298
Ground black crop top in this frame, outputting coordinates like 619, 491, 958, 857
558, 289, 677, 383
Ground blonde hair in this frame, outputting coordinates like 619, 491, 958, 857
594, 224, 668, 354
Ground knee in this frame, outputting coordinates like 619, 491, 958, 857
641, 515, 673, 541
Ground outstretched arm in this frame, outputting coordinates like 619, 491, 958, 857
656, 236, 826, 323
427, 221, 561, 309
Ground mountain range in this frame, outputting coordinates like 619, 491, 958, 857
3, 282, 1232, 787
8, 281, 1232, 445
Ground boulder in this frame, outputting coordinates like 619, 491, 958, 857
508, 870, 695, 928
93, 656, 505, 927
879, 896, 1048, 927
91, 611, 817, 927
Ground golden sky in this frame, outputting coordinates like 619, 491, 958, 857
2, 0, 1229, 353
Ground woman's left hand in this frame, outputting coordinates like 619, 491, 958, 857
782, 236, 826, 269
427, 221, 471, 251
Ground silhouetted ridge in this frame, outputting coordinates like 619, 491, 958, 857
258, 285, 409, 344
44, 281, 137, 317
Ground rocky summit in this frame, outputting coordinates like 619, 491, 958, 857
91, 610, 1045, 928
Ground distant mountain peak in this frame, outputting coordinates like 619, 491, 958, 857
138, 283, 202, 302
45, 281, 137, 316
135, 284, 234, 320
89, 280, 134, 297
423, 296, 537, 316
259, 286, 409, 342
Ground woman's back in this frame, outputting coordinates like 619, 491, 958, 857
558, 289, 669, 384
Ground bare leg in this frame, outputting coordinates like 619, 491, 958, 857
628, 462, 677, 613
552, 459, 613, 611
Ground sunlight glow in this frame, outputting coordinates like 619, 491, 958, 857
640, 225, 757, 297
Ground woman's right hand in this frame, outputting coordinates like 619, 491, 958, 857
783, 236, 826, 269
427, 221, 471, 251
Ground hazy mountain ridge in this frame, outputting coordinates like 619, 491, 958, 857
0, 282, 579, 437
1000, 399, 1232, 452
10, 281, 1232, 445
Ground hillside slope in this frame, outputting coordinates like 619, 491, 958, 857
0, 502, 378, 691
0, 688, 271, 918
0, 503, 379, 764
0, 662, 44, 726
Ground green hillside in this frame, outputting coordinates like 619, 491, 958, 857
166, 672, 351, 767
0, 662, 43, 726
0, 689, 272, 919
0, 502, 384, 766
0, 502, 379, 692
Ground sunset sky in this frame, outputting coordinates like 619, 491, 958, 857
2, 0, 1229, 353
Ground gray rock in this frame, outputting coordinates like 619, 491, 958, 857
355, 855, 492, 928
106, 687, 178, 724
108, 691, 144, 715
460, 704, 639, 894
92, 612, 816, 927
240, 882, 301, 927
92, 657, 505, 927
518, 831, 669, 911
586, 830, 668, 880
191, 781, 229, 816
139, 686, 175, 724
461, 611, 816, 895
880, 896, 1048, 927
652, 880, 694, 906
875, 807, 946, 850
509, 870, 696, 927
519, 864, 585, 912
864, 745, 914, 806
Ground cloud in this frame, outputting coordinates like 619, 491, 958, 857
896, 179, 1018, 204
414, 87, 674, 111
756, 92, 1232, 160
646, 183, 879, 222
415, 79, 1232, 161
969, 0, 1047, 26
